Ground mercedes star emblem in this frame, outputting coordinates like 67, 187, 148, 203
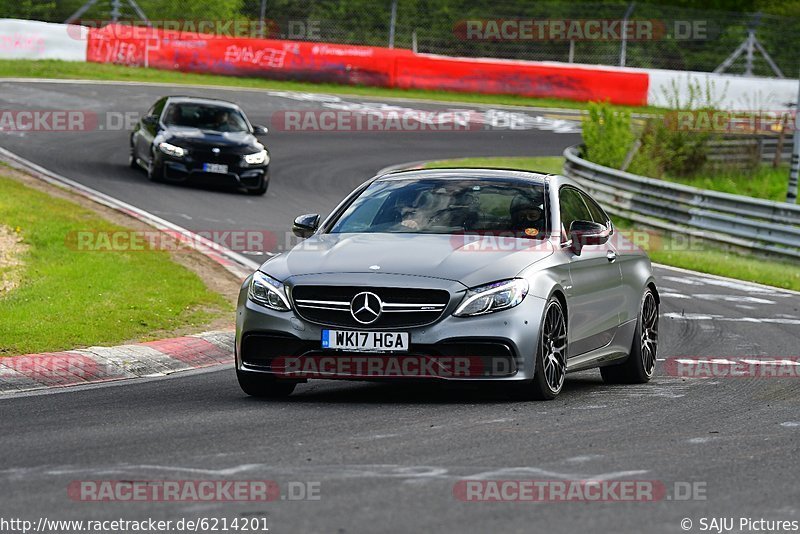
211, 147, 220, 154
350, 291, 382, 324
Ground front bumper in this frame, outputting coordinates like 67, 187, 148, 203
235, 275, 546, 382
159, 154, 268, 191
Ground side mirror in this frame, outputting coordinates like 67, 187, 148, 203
569, 220, 610, 255
292, 213, 320, 238
142, 115, 159, 128
253, 125, 269, 135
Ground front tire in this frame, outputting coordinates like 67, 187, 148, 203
511, 297, 567, 401
237, 368, 296, 398
601, 288, 659, 384
147, 153, 163, 182
245, 176, 268, 196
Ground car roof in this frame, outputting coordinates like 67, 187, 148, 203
376, 167, 552, 185
165, 96, 242, 109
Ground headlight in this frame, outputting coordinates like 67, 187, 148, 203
158, 142, 186, 158
248, 271, 290, 311
243, 150, 269, 165
453, 278, 529, 317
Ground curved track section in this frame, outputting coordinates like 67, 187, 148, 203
0, 80, 580, 262
1, 81, 799, 533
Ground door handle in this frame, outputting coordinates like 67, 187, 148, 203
606, 250, 617, 262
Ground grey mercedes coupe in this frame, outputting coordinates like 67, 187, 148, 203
236, 168, 659, 400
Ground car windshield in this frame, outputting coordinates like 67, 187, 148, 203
329, 177, 548, 237
163, 103, 249, 132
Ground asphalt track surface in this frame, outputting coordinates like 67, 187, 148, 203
1, 80, 799, 533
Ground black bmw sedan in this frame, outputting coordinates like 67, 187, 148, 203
129, 96, 271, 195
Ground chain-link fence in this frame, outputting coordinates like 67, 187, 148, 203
4, 0, 799, 77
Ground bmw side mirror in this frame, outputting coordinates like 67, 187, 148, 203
253, 125, 269, 135
569, 220, 610, 255
293, 213, 320, 238
142, 115, 159, 127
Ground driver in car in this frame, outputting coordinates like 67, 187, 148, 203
510, 196, 546, 237
209, 108, 238, 132
399, 189, 445, 230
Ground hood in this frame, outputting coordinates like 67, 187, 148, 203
260, 233, 554, 288
161, 126, 261, 152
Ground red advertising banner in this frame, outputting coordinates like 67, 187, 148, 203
86, 24, 648, 105
394, 55, 649, 106
87, 24, 412, 86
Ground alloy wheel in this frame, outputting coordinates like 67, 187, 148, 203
541, 301, 567, 393
640, 292, 659, 377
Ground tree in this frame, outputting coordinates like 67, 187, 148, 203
0, 0, 58, 21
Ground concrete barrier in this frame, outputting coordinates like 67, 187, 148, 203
0, 19, 88, 61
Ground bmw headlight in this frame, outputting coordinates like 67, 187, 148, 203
248, 271, 290, 311
158, 142, 186, 158
454, 278, 529, 317
243, 150, 269, 165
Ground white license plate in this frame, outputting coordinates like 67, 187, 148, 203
203, 163, 228, 174
322, 330, 409, 352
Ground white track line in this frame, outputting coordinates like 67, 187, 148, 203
0, 77, 591, 117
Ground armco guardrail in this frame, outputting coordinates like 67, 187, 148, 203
562, 145, 800, 259
706, 135, 796, 167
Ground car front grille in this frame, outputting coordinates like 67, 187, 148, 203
291, 285, 450, 328
190, 149, 243, 167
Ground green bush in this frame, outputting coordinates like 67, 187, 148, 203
0, 0, 56, 19
629, 119, 710, 178
626, 76, 719, 177
582, 99, 711, 179
581, 102, 635, 169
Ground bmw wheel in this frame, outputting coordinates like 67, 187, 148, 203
147, 154, 163, 182
245, 176, 269, 196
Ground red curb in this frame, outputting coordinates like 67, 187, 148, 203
0, 332, 234, 394
1, 352, 111, 387
141, 336, 232, 368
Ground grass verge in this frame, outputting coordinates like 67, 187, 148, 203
0, 171, 232, 356
661, 164, 796, 204
0, 59, 661, 113
423, 156, 800, 291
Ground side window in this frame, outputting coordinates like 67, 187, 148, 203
149, 98, 167, 119
559, 187, 593, 237
580, 191, 610, 228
